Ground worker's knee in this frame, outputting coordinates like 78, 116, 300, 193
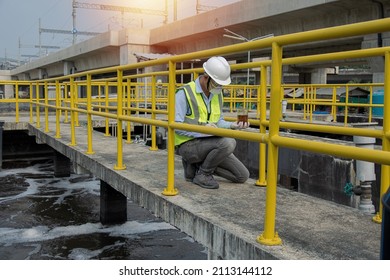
218, 137, 236, 153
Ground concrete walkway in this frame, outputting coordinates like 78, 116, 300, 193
2, 116, 382, 259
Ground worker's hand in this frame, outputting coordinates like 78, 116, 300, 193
230, 121, 250, 130
205, 123, 218, 128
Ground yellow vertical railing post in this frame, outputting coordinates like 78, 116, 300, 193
150, 75, 158, 151
257, 42, 282, 246
303, 87, 307, 120
162, 60, 178, 196
126, 79, 132, 143
36, 82, 41, 128
256, 84, 261, 119
114, 69, 126, 170
332, 86, 337, 121
368, 87, 373, 123
29, 83, 33, 123
373, 51, 390, 223
15, 82, 19, 123
98, 84, 102, 113
135, 83, 140, 117
74, 82, 79, 127
104, 82, 110, 136
292, 88, 296, 112
256, 65, 267, 187
86, 74, 95, 155
232, 88, 236, 111
249, 86, 253, 110
55, 80, 61, 139
230, 86, 234, 113
44, 81, 49, 133
69, 77, 76, 146
344, 84, 349, 125
243, 84, 247, 110
309, 85, 313, 123
58, 82, 62, 119
64, 84, 69, 123
313, 86, 317, 113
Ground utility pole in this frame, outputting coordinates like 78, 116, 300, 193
19, 37, 60, 54
73, 1, 77, 44
224, 29, 273, 86
39, 16, 100, 48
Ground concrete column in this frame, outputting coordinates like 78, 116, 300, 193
311, 68, 327, 84
4, 84, 14, 98
38, 68, 47, 80
53, 150, 71, 177
63, 61, 75, 75
362, 34, 385, 90
100, 180, 127, 225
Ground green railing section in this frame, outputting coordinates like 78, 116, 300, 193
1, 17, 390, 246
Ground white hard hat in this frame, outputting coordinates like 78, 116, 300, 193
203, 56, 231, 85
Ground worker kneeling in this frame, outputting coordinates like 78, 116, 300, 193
175, 56, 250, 189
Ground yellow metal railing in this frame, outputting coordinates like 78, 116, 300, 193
1, 17, 390, 247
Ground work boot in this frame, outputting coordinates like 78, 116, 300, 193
193, 170, 219, 189
182, 158, 197, 182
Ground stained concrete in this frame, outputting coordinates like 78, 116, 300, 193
1, 117, 382, 259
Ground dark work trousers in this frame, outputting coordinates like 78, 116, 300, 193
177, 136, 249, 183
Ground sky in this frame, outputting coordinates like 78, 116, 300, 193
0, 0, 239, 64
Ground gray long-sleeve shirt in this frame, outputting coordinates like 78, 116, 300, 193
175, 76, 232, 138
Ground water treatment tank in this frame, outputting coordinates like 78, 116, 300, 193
372, 89, 384, 117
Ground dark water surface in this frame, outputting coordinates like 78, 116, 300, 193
0, 161, 207, 260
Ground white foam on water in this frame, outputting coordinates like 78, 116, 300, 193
1, 164, 175, 248
0, 165, 49, 176
0, 164, 100, 205
0, 163, 203, 259
0, 179, 40, 204
68, 242, 125, 260
0, 221, 176, 247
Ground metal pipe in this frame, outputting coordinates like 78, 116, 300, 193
353, 131, 376, 214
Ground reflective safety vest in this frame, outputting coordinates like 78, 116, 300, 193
175, 81, 223, 146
